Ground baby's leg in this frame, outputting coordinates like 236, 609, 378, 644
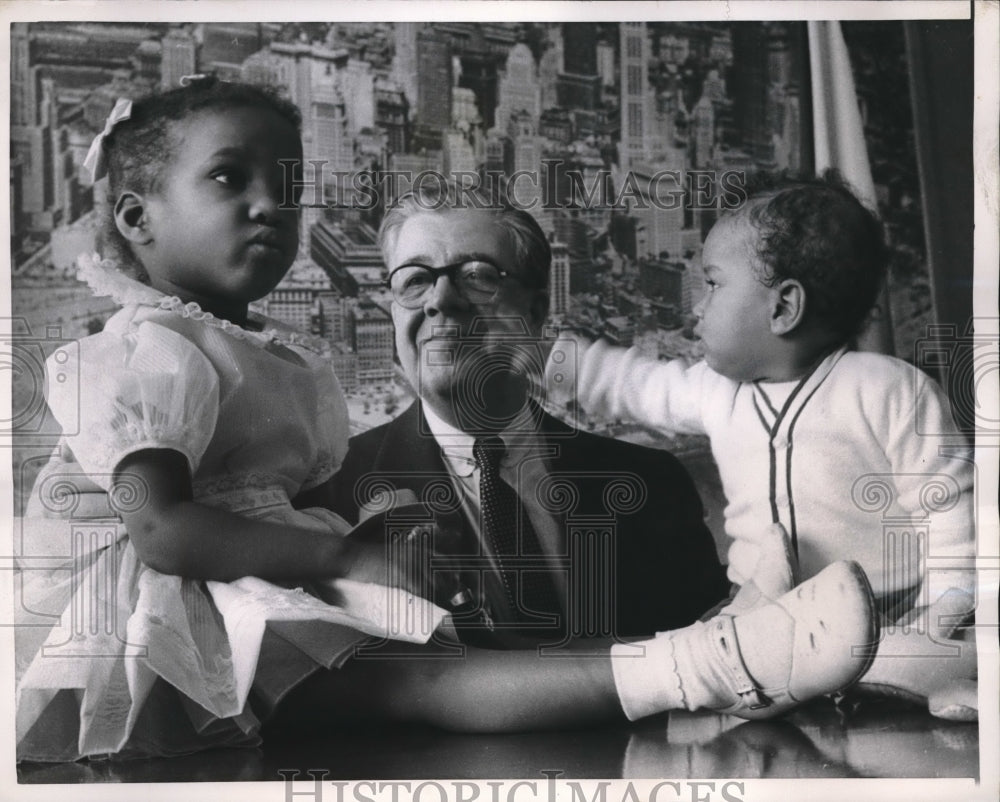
724, 523, 799, 614
615, 561, 877, 721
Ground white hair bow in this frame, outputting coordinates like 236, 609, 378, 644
83, 97, 133, 184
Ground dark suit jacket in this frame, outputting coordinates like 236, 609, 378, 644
332, 402, 729, 643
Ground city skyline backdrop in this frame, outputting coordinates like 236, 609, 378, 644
8, 19, 937, 409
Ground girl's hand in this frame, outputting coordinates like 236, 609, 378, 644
339, 511, 467, 606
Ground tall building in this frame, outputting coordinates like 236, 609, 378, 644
431, 21, 519, 131
259, 259, 358, 390
495, 43, 540, 133
618, 22, 652, 169
198, 22, 264, 77
507, 110, 541, 210
11, 76, 59, 233
375, 78, 409, 155
443, 130, 477, 177
596, 40, 616, 88
538, 26, 563, 111
556, 72, 600, 111
452, 86, 481, 130
690, 94, 715, 169
483, 128, 510, 177
415, 29, 452, 137
455, 52, 501, 131
350, 300, 395, 384
342, 58, 376, 133
309, 218, 382, 296
391, 22, 420, 109
562, 23, 597, 77
11, 23, 35, 126
548, 237, 571, 316
730, 23, 773, 166
161, 26, 197, 90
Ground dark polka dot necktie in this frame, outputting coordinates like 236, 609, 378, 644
473, 435, 561, 623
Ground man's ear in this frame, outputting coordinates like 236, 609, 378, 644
770, 279, 806, 335
114, 192, 152, 245
529, 290, 550, 332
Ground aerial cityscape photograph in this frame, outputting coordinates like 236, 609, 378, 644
8, 18, 944, 517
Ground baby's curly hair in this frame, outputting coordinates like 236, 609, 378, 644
95, 76, 302, 279
728, 170, 888, 342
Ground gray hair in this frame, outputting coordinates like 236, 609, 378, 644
377, 182, 552, 292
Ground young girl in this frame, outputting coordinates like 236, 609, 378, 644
15, 78, 450, 762
549, 172, 977, 720
16, 96, 879, 761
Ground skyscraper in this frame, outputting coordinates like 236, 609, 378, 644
415, 29, 452, 136
618, 22, 652, 169
160, 26, 197, 90
495, 43, 540, 133
10, 23, 34, 127
391, 22, 420, 107
549, 237, 571, 316
508, 109, 541, 209
730, 23, 773, 166
562, 23, 597, 77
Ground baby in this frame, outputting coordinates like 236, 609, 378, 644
551, 172, 976, 719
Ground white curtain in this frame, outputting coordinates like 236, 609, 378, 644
808, 20, 895, 354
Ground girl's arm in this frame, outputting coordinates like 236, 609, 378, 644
115, 448, 385, 584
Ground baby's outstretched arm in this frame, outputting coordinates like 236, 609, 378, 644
115, 448, 386, 585
546, 332, 707, 435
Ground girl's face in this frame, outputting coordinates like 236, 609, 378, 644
692, 216, 778, 382
140, 106, 302, 321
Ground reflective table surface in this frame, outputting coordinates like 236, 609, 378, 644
17, 697, 979, 784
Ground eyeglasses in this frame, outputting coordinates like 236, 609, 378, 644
386, 259, 513, 308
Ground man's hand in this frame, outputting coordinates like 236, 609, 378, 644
338, 499, 467, 607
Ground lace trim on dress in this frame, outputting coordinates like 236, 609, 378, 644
77, 253, 330, 356
301, 456, 339, 490
191, 471, 286, 499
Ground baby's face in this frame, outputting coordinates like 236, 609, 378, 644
692, 217, 778, 382
140, 106, 302, 319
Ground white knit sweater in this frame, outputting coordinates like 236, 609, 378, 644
573, 340, 974, 604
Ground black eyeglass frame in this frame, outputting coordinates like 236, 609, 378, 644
384, 259, 516, 308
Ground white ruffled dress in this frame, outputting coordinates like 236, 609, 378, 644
16, 255, 445, 762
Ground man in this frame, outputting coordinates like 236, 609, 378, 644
328, 183, 732, 646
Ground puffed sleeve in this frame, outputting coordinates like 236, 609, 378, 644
300, 351, 350, 491
45, 321, 220, 490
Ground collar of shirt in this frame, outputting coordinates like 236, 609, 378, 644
421, 402, 546, 477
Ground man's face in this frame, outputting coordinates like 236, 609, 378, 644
386, 208, 548, 429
